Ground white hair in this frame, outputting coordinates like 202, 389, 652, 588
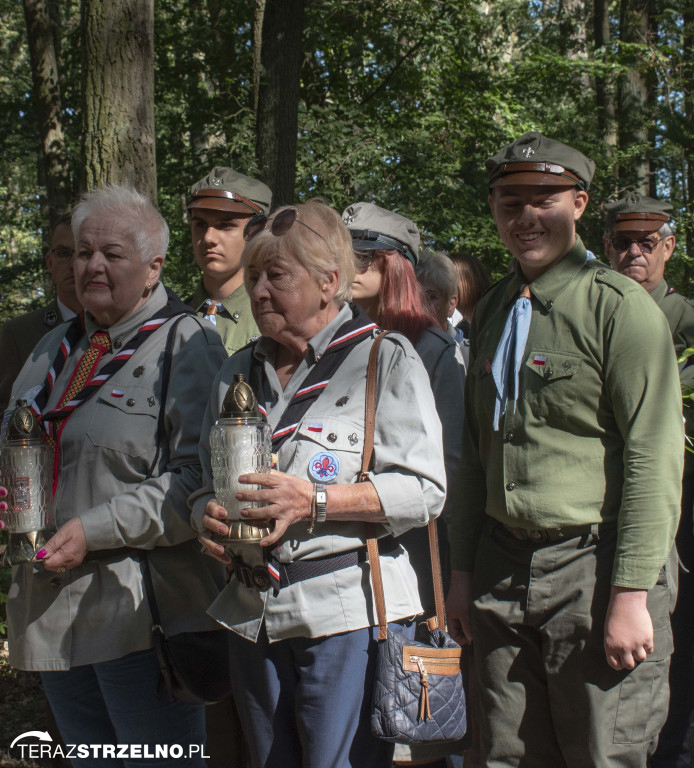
72, 185, 169, 264
416, 250, 458, 299
658, 222, 673, 238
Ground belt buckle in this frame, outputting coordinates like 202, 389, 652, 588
251, 565, 271, 592
526, 529, 546, 543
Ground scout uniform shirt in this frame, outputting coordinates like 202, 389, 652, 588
451, 238, 683, 590
187, 278, 259, 356
6, 284, 228, 670
190, 303, 446, 642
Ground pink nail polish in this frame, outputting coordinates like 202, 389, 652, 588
0, 502, 7, 512
36, 549, 47, 560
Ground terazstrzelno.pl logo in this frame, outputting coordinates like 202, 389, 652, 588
10, 731, 209, 760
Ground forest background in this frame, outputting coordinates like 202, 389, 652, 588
1, 0, 693, 323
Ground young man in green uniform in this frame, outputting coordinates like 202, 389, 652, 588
604, 194, 694, 768
186, 166, 272, 355
447, 132, 683, 766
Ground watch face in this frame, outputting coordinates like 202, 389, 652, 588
317, 490, 328, 504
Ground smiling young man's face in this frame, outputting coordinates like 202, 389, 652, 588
489, 184, 589, 281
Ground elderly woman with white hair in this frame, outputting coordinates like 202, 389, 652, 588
3, 185, 227, 765
191, 199, 446, 768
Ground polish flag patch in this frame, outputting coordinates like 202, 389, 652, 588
307, 422, 323, 433
110, 389, 125, 398
532, 355, 547, 366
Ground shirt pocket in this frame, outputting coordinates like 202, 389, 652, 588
290, 416, 365, 484
468, 350, 497, 423
86, 384, 158, 458
523, 349, 582, 421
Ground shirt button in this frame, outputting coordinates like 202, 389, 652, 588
545, 300, 553, 311
126, 398, 136, 407
504, 432, 514, 443
114, 339, 123, 350
506, 481, 516, 491
327, 433, 337, 443
232, 312, 240, 320
543, 368, 553, 380
597, 269, 606, 275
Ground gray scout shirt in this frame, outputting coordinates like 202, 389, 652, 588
6, 283, 228, 671
189, 303, 446, 642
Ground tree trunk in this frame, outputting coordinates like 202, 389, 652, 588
22, 0, 72, 229
252, 0, 266, 116
593, 0, 617, 169
81, 0, 157, 199
617, 0, 653, 193
255, 0, 304, 207
683, 3, 694, 268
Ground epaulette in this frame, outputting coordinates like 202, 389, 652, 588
592, 265, 632, 297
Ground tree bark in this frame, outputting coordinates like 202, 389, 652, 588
255, 0, 304, 207
617, 0, 654, 193
22, 0, 72, 229
81, 0, 157, 199
593, 0, 617, 160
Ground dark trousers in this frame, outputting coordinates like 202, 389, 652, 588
227, 622, 412, 768
471, 520, 674, 768
652, 475, 694, 768
41, 648, 206, 768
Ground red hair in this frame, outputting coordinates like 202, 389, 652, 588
376, 251, 437, 344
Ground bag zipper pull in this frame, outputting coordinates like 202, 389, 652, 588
414, 656, 431, 721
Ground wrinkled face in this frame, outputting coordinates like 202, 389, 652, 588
190, 208, 251, 283
45, 224, 76, 304
604, 228, 675, 293
245, 252, 332, 343
489, 185, 588, 281
75, 215, 163, 327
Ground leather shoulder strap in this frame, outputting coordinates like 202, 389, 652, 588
363, 331, 447, 638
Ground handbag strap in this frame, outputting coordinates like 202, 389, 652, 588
362, 332, 447, 640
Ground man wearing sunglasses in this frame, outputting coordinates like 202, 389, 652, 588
604, 193, 694, 768
186, 166, 272, 355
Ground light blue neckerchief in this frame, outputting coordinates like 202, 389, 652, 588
491, 284, 532, 431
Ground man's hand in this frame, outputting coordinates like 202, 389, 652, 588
604, 586, 653, 670
446, 570, 474, 646
37, 517, 88, 571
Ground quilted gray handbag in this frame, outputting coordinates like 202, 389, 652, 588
360, 333, 467, 744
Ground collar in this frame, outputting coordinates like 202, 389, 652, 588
649, 278, 670, 303
85, 282, 168, 344
190, 278, 248, 323
254, 302, 353, 365
56, 297, 77, 321
502, 236, 588, 310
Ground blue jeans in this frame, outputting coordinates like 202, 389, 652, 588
41, 648, 206, 768
228, 621, 414, 768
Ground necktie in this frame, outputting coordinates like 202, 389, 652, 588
47, 331, 111, 447
204, 300, 222, 326
491, 285, 532, 431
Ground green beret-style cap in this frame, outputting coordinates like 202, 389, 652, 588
605, 192, 673, 233
188, 166, 272, 216
486, 132, 595, 191
342, 202, 420, 266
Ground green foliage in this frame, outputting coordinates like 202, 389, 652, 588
1, 0, 693, 320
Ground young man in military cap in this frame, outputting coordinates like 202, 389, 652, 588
446, 131, 683, 766
186, 166, 272, 355
0, 215, 80, 412
604, 193, 694, 768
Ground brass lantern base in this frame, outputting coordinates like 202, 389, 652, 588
3, 529, 50, 566
210, 520, 274, 546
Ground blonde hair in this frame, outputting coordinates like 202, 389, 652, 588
242, 198, 355, 306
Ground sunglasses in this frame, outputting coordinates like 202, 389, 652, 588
610, 235, 662, 254
354, 250, 378, 272
243, 208, 326, 243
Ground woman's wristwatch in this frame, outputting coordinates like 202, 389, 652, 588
308, 483, 328, 534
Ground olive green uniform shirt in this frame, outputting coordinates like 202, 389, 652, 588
650, 278, 694, 475
450, 239, 683, 589
187, 278, 259, 355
